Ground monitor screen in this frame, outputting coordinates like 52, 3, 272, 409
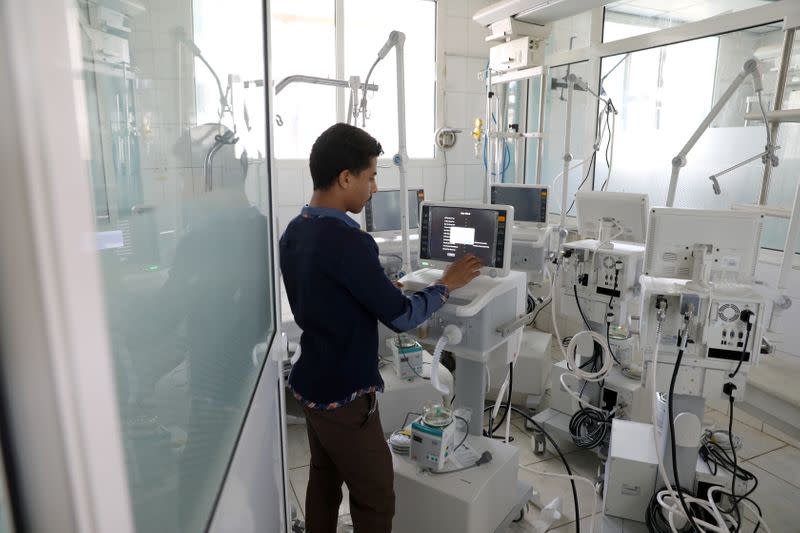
419, 203, 510, 269
364, 189, 424, 233
490, 185, 548, 224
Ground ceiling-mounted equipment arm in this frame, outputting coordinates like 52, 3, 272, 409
666, 59, 770, 207
274, 74, 378, 95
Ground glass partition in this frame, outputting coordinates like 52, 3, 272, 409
528, 61, 596, 217
598, 24, 784, 208
0, 438, 12, 533
604, 0, 772, 43
76, 0, 275, 530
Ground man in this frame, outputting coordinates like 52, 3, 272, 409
280, 123, 481, 533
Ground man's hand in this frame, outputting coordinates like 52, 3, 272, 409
439, 254, 482, 292
392, 280, 404, 289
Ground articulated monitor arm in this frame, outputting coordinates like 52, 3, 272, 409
666, 59, 771, 207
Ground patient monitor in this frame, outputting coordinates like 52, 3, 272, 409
365, 189, 425, 278
365, 188, 425, 241
490, 184, 549, 278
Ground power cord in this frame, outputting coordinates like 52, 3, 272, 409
454, 415, 469, 451
667, 345, 702, 533
569, 407, 614, 449
508, 406, 582, 533
729, 310, 754, 378
573, 284, 593, 330
605, 267, 623, 366
485, 362, 514, 440
406, 358, 430, 381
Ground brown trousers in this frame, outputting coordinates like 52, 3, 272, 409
303, 393, 395, 533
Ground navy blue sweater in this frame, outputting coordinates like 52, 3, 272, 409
280, 206, 447, 408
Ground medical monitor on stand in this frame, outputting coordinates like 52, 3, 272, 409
490, 184, 548, 229
364, 188, 425, 242
576, 191, 649, 244
643, 207, 763, 285
417, 202, 514, 278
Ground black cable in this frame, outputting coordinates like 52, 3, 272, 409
569, 407, 613, 449
565, 151, 596, 215
527, 294, 536, 314
527, 297, 552, 327
700, 434, 759, 506
604, 272, 623, 365
486, 362, 513, 437
454, 415, 469, 451
729, 326, 752, 379
667, 348, 702, 533
646, 487, 700, 533
573, 284, 593, 330
728, 394, 741, 533
483, 405, 516, 442
509, 407, 581, 533
406, 358, 430, 380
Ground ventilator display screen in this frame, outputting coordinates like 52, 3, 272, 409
490, 185, 547, 224
419, 205, 509, 268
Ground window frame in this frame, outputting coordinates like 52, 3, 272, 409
536, 2, 800, 256
272, 0, 439, 161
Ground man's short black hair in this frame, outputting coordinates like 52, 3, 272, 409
309, 123, 383, 190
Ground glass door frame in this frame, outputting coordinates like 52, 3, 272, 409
0, 0, 289, 531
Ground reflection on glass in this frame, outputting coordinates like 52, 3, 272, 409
544, 11, 592, 56
598, 25, 784, 208
0, 438, 13, 533
76, 0, 273, 530
604, 0, 771, 43
527, 62, 595, 216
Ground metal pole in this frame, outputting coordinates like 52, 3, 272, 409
393, 32, 412, 274
758, 28, 795, 205
561, 76, 575, 228
666, 61, 756, 207
779, 180, 800, 290
485, 68, 494, 203
536, 66, 547, 184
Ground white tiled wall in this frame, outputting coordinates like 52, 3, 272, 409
273, 0, 497, 233
128, 0, 198, 225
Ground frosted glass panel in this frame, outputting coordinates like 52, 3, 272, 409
599, 25, 783, 209
76, 0, 275, 530
603, 126, 765, 208
762, 124, 800, 253
604, 0, 773, 43
271, 0, 336, 159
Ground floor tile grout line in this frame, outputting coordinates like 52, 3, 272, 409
743, 443, 787, 462
744, 448, 800, 491
707, 406, 768, 433
289, 478, 305, 519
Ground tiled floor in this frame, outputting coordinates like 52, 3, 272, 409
286, 395, 800, 532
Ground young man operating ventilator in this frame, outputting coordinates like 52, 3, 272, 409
279, 123, 480, 533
